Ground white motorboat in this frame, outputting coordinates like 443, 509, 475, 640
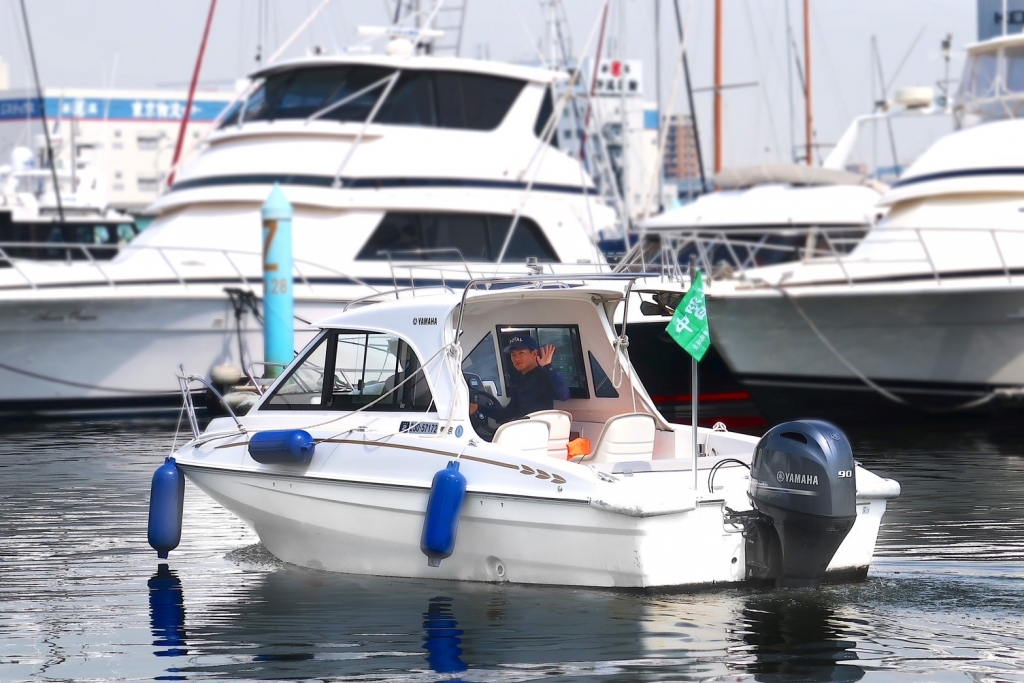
0, 46, 617, 417
700, 32, 1024, 423
151, 277, 900, 589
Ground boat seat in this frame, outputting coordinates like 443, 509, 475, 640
579, 413, 657, 464
527, 410, 573, 459
492, 419, 550, 458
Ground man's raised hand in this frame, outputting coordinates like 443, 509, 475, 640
538, 344, 556, 366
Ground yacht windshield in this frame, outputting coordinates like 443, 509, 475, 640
222, 66, 526, 130
956, 45, 1024, 125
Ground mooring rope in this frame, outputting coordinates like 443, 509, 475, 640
777, 286, 1008, 413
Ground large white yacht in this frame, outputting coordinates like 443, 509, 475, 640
0, 48, 617, 417
703, 32, 1024, 423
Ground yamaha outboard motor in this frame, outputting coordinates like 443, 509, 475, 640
744, 420, 857, 588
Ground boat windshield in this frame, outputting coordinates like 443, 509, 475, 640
221, 65, 527, 131
956, 44, 1024, 126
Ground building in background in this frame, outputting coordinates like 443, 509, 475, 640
556, 58, 668, 225
661, 113, 701, 192
0, 77, 234, 215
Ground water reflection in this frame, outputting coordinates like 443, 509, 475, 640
730, 592, 864, 682
423, 597, 467, 675
148, 563, 188, 682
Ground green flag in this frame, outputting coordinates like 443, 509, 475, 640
666, 271, 711, 361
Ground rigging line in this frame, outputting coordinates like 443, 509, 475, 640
505, 0, 549, 66
885, 25, 927, 95
18, 0, 64, 224
808, 4, 852, 164
742, 0, 783, 161
777, 285, 1003, 413
638, 0, 699, 221
671, 0, 707, 193
872, 37, 900, 174
0, 361, 174, 395
494, 0, 609, 268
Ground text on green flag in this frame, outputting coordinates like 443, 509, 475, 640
665, 271, 711, 361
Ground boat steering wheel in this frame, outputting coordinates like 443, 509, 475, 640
468, 386, 501, 441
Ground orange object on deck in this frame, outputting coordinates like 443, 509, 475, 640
566, 437, 591, 459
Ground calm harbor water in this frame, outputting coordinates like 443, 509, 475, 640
2, 418, 1024, 682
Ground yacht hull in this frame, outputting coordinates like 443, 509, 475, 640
0, 292, 336, 416
708, 284, 1024, 423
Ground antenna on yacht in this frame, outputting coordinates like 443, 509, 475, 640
18, 0, 64, 223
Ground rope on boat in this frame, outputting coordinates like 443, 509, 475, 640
0, 361, 173, 395
778, 287, 1012, 413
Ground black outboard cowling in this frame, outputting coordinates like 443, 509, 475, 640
744, 420, 857, 588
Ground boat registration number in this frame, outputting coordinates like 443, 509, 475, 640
400, 421, 439, 435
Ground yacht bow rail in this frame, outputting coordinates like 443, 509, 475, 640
615, 225, 1024, 287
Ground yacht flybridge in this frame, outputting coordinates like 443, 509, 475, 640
149, 278, 899, 589
0, 51, 617, 417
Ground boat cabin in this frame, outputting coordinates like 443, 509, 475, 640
249, 281, 746, 465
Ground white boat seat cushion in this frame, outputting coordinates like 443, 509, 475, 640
527, 410, 573, 459
492, 419, 550, 458
587, 413, 657, 464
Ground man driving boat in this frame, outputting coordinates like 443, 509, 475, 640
469, 333, 569, 424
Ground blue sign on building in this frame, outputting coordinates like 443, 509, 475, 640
0, 96, 230, 122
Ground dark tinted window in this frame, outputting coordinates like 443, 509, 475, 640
533, 87, 558, 147
589, 351, 619, 398
438, 72, 524, 130
377, 71, 437, 126
487, 215, 558, 262
358, 213, 558, 262
221, 67, 524, 131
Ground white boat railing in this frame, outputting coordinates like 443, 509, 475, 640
615, 226, 1024, 286
0, 241, 608, 293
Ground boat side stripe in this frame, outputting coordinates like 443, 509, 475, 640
167, 173, 590, 196
893, 166, 1024, 188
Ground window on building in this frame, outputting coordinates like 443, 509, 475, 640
137, 176, 160, 193
357, 212, 558, 263
496, 325, 589, 399
136, 135, 162, 151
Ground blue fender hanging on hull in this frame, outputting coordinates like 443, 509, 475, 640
421, 461, 467, 567
248, 429, 316, 464
148, 457, 185, 559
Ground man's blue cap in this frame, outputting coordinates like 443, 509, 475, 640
503, 334, 539, 353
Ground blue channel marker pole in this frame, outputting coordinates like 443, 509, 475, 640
261, 183, 294, 379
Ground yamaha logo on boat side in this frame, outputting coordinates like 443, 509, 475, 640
413, 317, 438, 325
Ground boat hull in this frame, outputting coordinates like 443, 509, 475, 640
708, 284, 1024, 423
179, 460, 887, 589
0, 291, 340, 417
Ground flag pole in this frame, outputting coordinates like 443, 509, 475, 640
692, 353, 699, 491
690, 258, 699, 491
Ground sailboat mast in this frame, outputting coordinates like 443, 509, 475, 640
167, 0, 218, 187
713, 0, 722, 174
804, 0, 813, 165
